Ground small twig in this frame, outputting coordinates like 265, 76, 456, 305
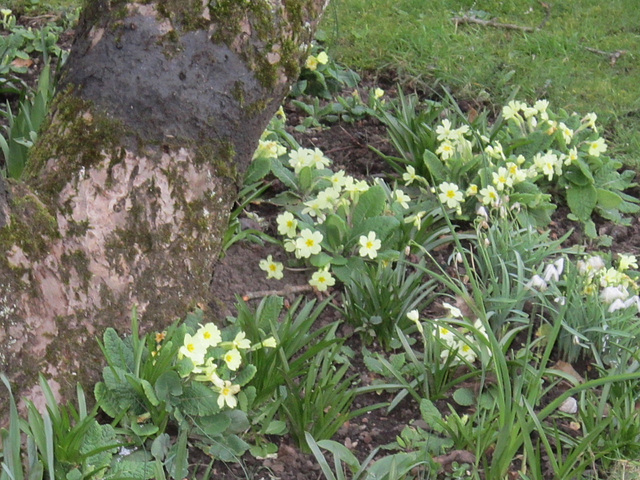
452, 15, 536, 32
242, 284, 314, 301
452, 1, 552, 33
585, 46, 627, 66
536, 1, 552, 30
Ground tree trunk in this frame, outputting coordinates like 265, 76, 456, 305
0, 0, 328, 415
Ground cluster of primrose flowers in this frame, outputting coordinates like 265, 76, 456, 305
178, 322, 276, 409
305, 50, 329, 71
255, 135, 396, 291
403, 99, 608, 218
407, 304, 489, 366
527, 253, 640, 314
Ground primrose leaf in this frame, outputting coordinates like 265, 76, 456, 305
195, 413, 231, 437
103, 328, 134, 372
453, 387, 475, 406
244, 155, 272, 184
259, 295, 284, 325
596, 188, 622, 209
352, 184, 386, 226
155, 371, 183, 401
176, 382, 220, 416
420, 399, 444, 433
566, 184, 597, 222
234, 364, 257, 387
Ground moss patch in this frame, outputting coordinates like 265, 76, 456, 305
0, 185, 59, 262
25, 88, 127, 202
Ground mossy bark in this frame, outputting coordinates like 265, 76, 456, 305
0, 0, 328, 417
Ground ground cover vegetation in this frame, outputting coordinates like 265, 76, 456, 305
2, 0, 640, 479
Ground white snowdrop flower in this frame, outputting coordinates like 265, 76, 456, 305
543, 259, 564, 283
476, 206, 489, 222
600, 285, 629, 304
406, 310, 420, 322
608, 299, 627, 313
526, 274, 548, 291
442, 302, 463, 318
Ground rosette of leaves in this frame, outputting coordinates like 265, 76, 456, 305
94, 309, 256, 468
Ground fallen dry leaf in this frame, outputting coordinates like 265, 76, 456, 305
11, 58, 33, 68
552, 360, 584, 384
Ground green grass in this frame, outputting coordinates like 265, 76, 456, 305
322, 0, 640, 165
3, 0, 79, 15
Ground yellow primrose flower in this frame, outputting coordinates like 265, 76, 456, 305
402, 165, 419, 185
358, 231, 382, 259
393, 189, 411, 209
223, 348, 242, 371
288, 148, 313, 173
479, 186, 499, 206
407, 310, 423, 334
502, 100, 525, 122
295, 229, 323, 258
212, 377, 241, 409
259, 255, 284, 280
305, 55, 318, 71
301, 197, 326, 223
317, 187, 340, 209
232, 331, 252, 350
436, 119, 454, 141
492, 167, 512, 191
438, 182, 464, 209
436, 140, 456, 160
559, 122, 573, 144
485, 143, 505, 160
178, 333, 208, 366
618, 254, 638, 271
261, 337, 277, 348
329, 170, 347, 189
405, 210, 426, 230
276, 211, 298, 238
563, 147, 579, 166
253, 139, 286, 160
197, 323, 222, 348
317, 51, 329, 64
310, 147, 331, 169
442, 302, 463, 318
581, 112, 597, 131
309, 268, 336, 292
456, 341, 477, 363
374, 88, 384, 99
588, 137, 607, 157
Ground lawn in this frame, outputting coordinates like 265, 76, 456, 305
322, 0, 640, 164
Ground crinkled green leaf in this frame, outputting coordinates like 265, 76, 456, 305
155, 371, 183, 401
175, 382, 220, 416
234, 364, 257, 387
352, 184, 386, 226
566, 184, 597, 222
103, 328, 134, 372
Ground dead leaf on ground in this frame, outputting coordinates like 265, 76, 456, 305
552, 360, 584, 384
11, 58, 33, 68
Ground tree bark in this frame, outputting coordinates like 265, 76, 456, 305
0, 0, 328, 416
